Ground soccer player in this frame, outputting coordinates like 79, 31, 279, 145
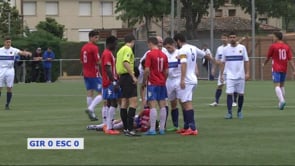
101, 35, 120, 135
142, 37, 168, 135
163, 37, 182, 132
220, 31, 250, 119
116, 34, 140, 136
80, 29, 103, 121
173, 33, 212, 136
0, 36, 32, 110
262, 31, 295, 110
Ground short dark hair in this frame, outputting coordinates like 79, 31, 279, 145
148, 37, 158, 45
89, 29, 99, 38
163, 37, 175, 45
221, 33, 228, 37
173, 33, 186, 43
273, 31, 283, 40
4, 36, 11, 41
106, 35, 117, 45
124, 34, 136, 43
229, 31, 237, 36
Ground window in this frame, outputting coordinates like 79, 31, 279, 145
215, 9, 222, 17
228, 9, 236, 17
101, 1, 113, 16
79, 1, 92, 16
46, 1, 58, 16
79, 29, 92, 41
258, 18, 268, 24
23, 1, 36, 16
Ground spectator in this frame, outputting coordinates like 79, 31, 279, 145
31, 47, 43, 82
42, 47, 55, 83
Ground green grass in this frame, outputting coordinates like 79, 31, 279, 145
0, 80, 295, 165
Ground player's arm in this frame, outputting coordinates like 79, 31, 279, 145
106, 64, 115, 82
195, 63, 199, 77
18, 50, 32, 57
245, 61, 250, 81
262, 46, 273, 67
287, 48, 295, 76
179, 53, 187, 89
142, 54, 150, 89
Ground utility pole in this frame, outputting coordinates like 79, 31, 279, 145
251, 0, 256, 80
171, 0, 175, 37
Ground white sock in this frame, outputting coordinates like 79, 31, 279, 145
159, 107, 167, 131
88, 95, 102, 112
102, 106, 107, 125
275, 86, 285, 103
149, 108, 157, 131
113, 121, 123, 130
87, 97, 93, 107
280, 87, 285, 97
107, 106, 116, 130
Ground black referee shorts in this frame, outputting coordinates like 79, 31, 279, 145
119, 74, 138, 98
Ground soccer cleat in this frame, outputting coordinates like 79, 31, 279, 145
166, 127, 180, 132
232, 102, 237, 107
237, 112, 243, 119
105, 129, 120, 135
181, 128, 198, 136
176, 128, 188, 134
224, 113, 233, 119
145, 130, 157, 136
126, 130, 141, 137
86, 125, 97, 130
85, 109, 98, 121
209, 102, 218, 107
5, 104, 10, 110
159, 130, 165, 135
279, 102, 286, 110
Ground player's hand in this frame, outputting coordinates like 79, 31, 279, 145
245, 73, 250, 81
220, 75, 224, 83
261, 63, 265, 67
132, 76, 138, 84
180, 80, 185, 89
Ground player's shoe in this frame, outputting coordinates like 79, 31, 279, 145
232, 102, 237, 107
145, 130, 157, 136
209, 102, 218, 107
125, 130, 141, 137
224, 113, 233, 119
166, 127, 180, 132
237, 112, 243, 119
159, 130, 165, 135
279, 101, 286, 110
5, 104, 10, 110
176, 128, 188, 134
105, 129, 120, 135
181, 128, 198, 136
85, 109, 98, 121
86, 125, 97, 130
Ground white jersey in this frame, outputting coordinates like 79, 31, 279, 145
166, 49, 180, 79
221, 44, 249, 79
179, 44, 206, 85
215, 44, 229, 61
0, 46, 20, 68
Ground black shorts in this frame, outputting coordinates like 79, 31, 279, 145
119, 74, 138, 98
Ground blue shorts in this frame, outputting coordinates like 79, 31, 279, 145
84, 77, 102, 92
146, 85, 167, 101
272, 72, 286, 83
102, 84, 121, 100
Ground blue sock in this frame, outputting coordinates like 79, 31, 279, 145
238, 95, 244, 113
227, 94, 233, 114
186, 110, 196, 130
6, 92, 12, 106
171, 108, 179, 128
215, 89, 222, 103
183, 109, 189, 129
233, 92, 238, 103
165, 106, 169, 128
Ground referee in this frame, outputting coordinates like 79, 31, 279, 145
116, 34, 140, 136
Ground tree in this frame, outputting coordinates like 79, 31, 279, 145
0, 1, 23, 37
232, 0, 295, 31
180, 0, 225, 39
36, 17, 65, 39
115, 0, 170, 38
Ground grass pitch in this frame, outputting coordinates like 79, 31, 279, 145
0, 80, 295, 165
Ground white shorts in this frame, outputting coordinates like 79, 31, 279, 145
177, 84, 196, 103
0, 68, 15, 88
166, 77, 180, 101
226, 79, 245, 94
